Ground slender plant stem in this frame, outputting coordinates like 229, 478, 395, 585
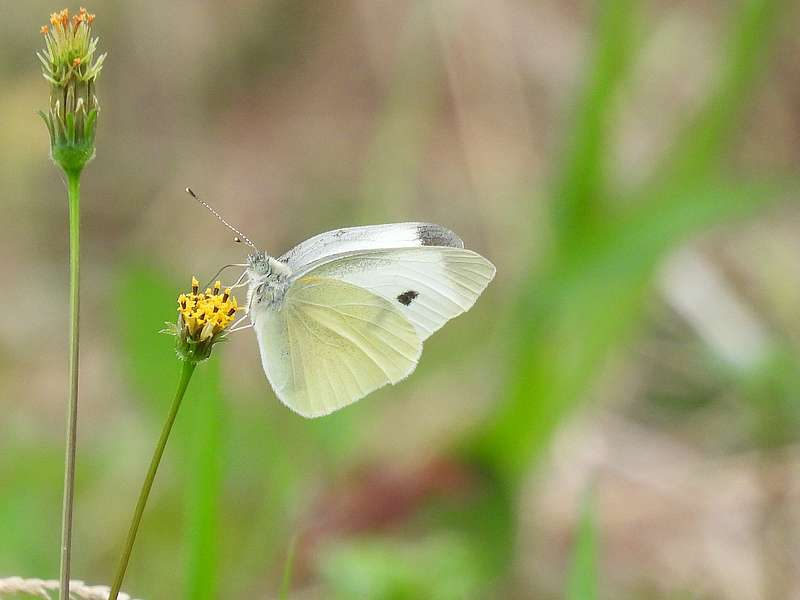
59, 171, 82, 600
279, 534, 298, 600
108, 360, 197, 600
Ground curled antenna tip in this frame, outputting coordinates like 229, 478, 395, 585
186, 187, 197, 197
234, 236, 242, 243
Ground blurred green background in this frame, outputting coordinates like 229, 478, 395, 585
2, 1, 800, 598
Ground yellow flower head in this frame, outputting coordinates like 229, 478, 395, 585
177, 277, 239, 344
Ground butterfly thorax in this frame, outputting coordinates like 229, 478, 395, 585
246, 252, 293, 311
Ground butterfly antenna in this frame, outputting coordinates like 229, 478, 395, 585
185, 187, 258, 250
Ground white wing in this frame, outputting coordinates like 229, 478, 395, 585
295, 247, 495, 341
252, 275, 422, 418
279, 222, 463, 271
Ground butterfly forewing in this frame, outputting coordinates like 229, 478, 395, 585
296, 247, 496, 341
254, 275, 422, 417
279, 222, 464, 272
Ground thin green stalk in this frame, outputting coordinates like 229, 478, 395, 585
279, 535, 298, 600
59, 171, 81, 600
39, 12, 105, 599
566, 485, 598, 600
109, 360, 197, 600
184, 363, 223, 600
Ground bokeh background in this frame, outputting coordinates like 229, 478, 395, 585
2, 1, 800, 598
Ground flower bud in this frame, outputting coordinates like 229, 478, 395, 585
37, 7, 106, 175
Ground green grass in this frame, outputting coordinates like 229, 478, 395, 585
475, 0, 792, 484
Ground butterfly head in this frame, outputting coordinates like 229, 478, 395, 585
247, 251, 270, 276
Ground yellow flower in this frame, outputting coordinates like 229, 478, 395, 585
173, 277, 239, 362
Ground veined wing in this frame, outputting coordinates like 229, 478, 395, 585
253, 276, 422, 418
279, 222, 463, 272
295, 247, 495, 341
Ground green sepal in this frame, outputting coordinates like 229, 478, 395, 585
174, 324, 225, 364
53, 112, 66, 145
66, 111, 76, 145
176, 335, 215, 364
84, 108, 98, 144
38, 110, 55, 142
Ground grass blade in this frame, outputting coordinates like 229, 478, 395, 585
279, 534, 298, 600
567, 486, 598, 600
183, 363, 223, 600
476, 176, 794, 481
552, 0, 638, 244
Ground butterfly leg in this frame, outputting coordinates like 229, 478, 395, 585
228, 295, 255, 331
227, 269, 250, 289
226, 283, 257, 334
228, 318, 254, 332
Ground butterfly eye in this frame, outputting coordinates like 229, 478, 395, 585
256, 283, 266, 296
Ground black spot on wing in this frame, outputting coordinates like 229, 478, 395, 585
397, 290, 419, 306
416, 223, 464, 248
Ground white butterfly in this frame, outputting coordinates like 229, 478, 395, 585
189, 192, 495, 418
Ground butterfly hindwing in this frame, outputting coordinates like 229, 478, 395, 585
253, 275, 422, 417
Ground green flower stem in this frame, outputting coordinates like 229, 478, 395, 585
108, 360, 197, 600
59, 170, 82, 600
